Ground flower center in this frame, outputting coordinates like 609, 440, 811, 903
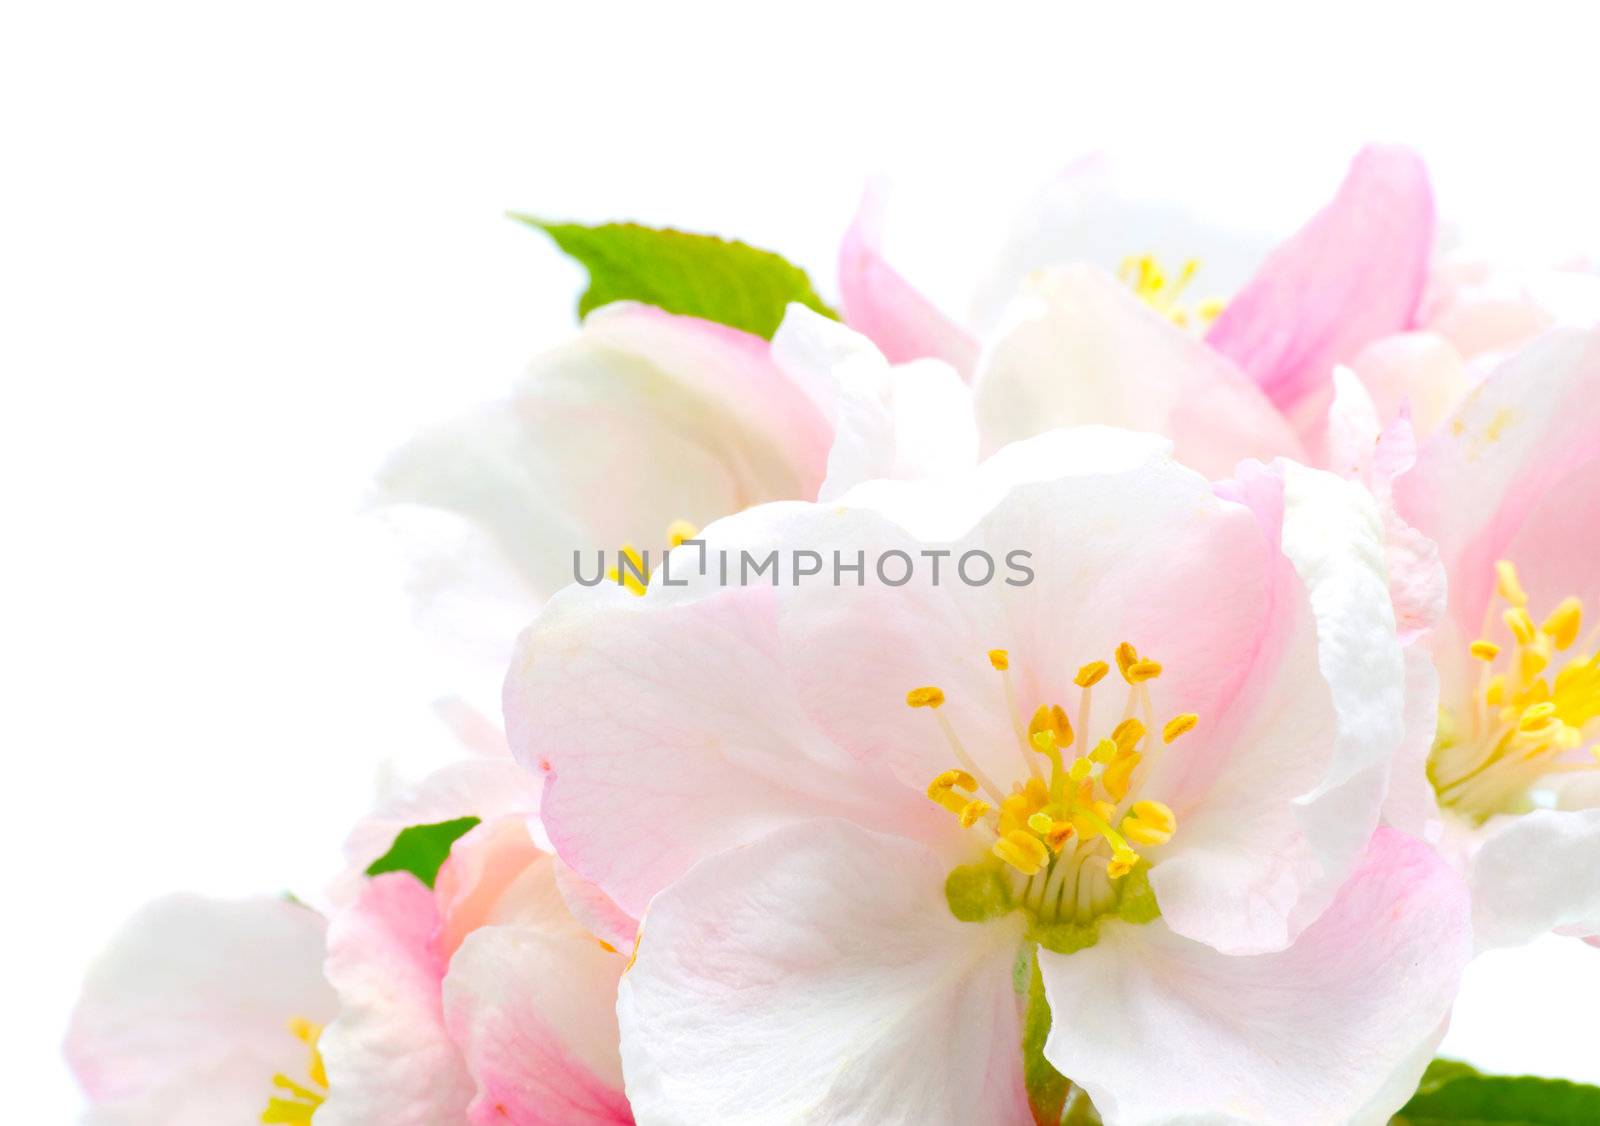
260, 1018, 327, 1125
1117, 253, 1225, 329
911, 643, 1197, 944
1430, 560, 1600, 822
608, 519, 699, 596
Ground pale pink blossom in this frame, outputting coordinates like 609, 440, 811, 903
64, 895, 336, 1125
318, 758, 635, 1125
507, 427, 1470, 1124
375, 302, 833, 708
1387, 325, 1600, 949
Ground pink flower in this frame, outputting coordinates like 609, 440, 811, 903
507, 427, 1470, 1123
1388, 325, 1600, 949
375, 302, 834, 709
64, 895, 337, 1125
317, 762, 635, 1125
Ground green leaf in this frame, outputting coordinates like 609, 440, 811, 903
1394, 1060, 1600, 1124
364, 817, 481, 889
513, 217, 838, 339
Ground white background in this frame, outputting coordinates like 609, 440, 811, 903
5, 1, 1599, 1118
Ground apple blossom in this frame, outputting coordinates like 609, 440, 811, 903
507, 426, 1471, 1124
64, 895, 337, 1126
317, 750, 635, 1125
375, 301, 833, 707
1386, 325, 1600, 949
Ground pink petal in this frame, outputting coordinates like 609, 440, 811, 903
318, 874, 476, 1126
443, 927, 632, 1125
1207, 145, 1435, 434
838, 182, 979, 378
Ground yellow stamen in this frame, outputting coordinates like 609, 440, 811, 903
1075, 660, 1110, 688
1543, 598, 1583, 650
1504, 607, 1537, 645
1089, 737, 1118, 764
1495, 560, 1528, 607
988, 648, 1010, 671
1162, 713, 1199, 743
958, 799, 991, 828
926, 769, 978, 815
1111, 717, 1145, 754
1101, 751, 1141, 802
1126, 659, 1163, 683
907, 686, 946, 709
994, 829, 1049, 875
1115, 642, 1140, 682
260, 1019, 327, 1124
666, 519, 699, 548
1470, 639, 1501, 661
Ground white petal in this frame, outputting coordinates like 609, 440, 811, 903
973, 265, 1303, 479
772, 305, 977, 501
1040, 830, 1470, 1125
618, 819, 1029, 1125
65, 895, 334, 1119
1470, 808, 1600, 949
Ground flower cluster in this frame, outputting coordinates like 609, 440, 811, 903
66, 146, 1600, 1125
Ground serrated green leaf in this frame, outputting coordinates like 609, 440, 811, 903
1394, 1061, 1600, 1125
513, 217, 837, 339
364, 816, 480, 889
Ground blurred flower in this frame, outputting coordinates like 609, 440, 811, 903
374, 302, 833, 709
64, 895, 336, 1125
506, 427, 1469, 1123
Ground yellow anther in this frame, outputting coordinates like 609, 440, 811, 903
926, 769, 977, 814
607, 544, 649, 596
988, 648, 1010, 671
1519, 641, 1551, 682
958, 799, 991, 828
1111, 717, 1146, 754
1519, 702, 1557, 731
1089, 737, 1118, 764
993, 830, 1049, 876
1106, 847, 1139, 880
1470, 639, 1501, 662
1486, 675, 1506, 708
1067, 757, 1093, 782
1543, 598, 1583, 650
1162, 713, 1199, 744
666, 519, 699, 548
1075, 660, 1110, 688
1028, 703, 1073, 745
1196, 297, 1226, 323
1115, 642, 1140, 681
907, 686, 946, 709
1101, 752, 1140, 802
1504, 607, 1537, 645
1130, 800, 1176, 834
1496, 560, 1528, 607
1127, 659, 1163, 683
1122, 818, 1173, 846
1027, 811, 1055, 834
1043, 821, 1077, 852
927, 769, 976, 795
